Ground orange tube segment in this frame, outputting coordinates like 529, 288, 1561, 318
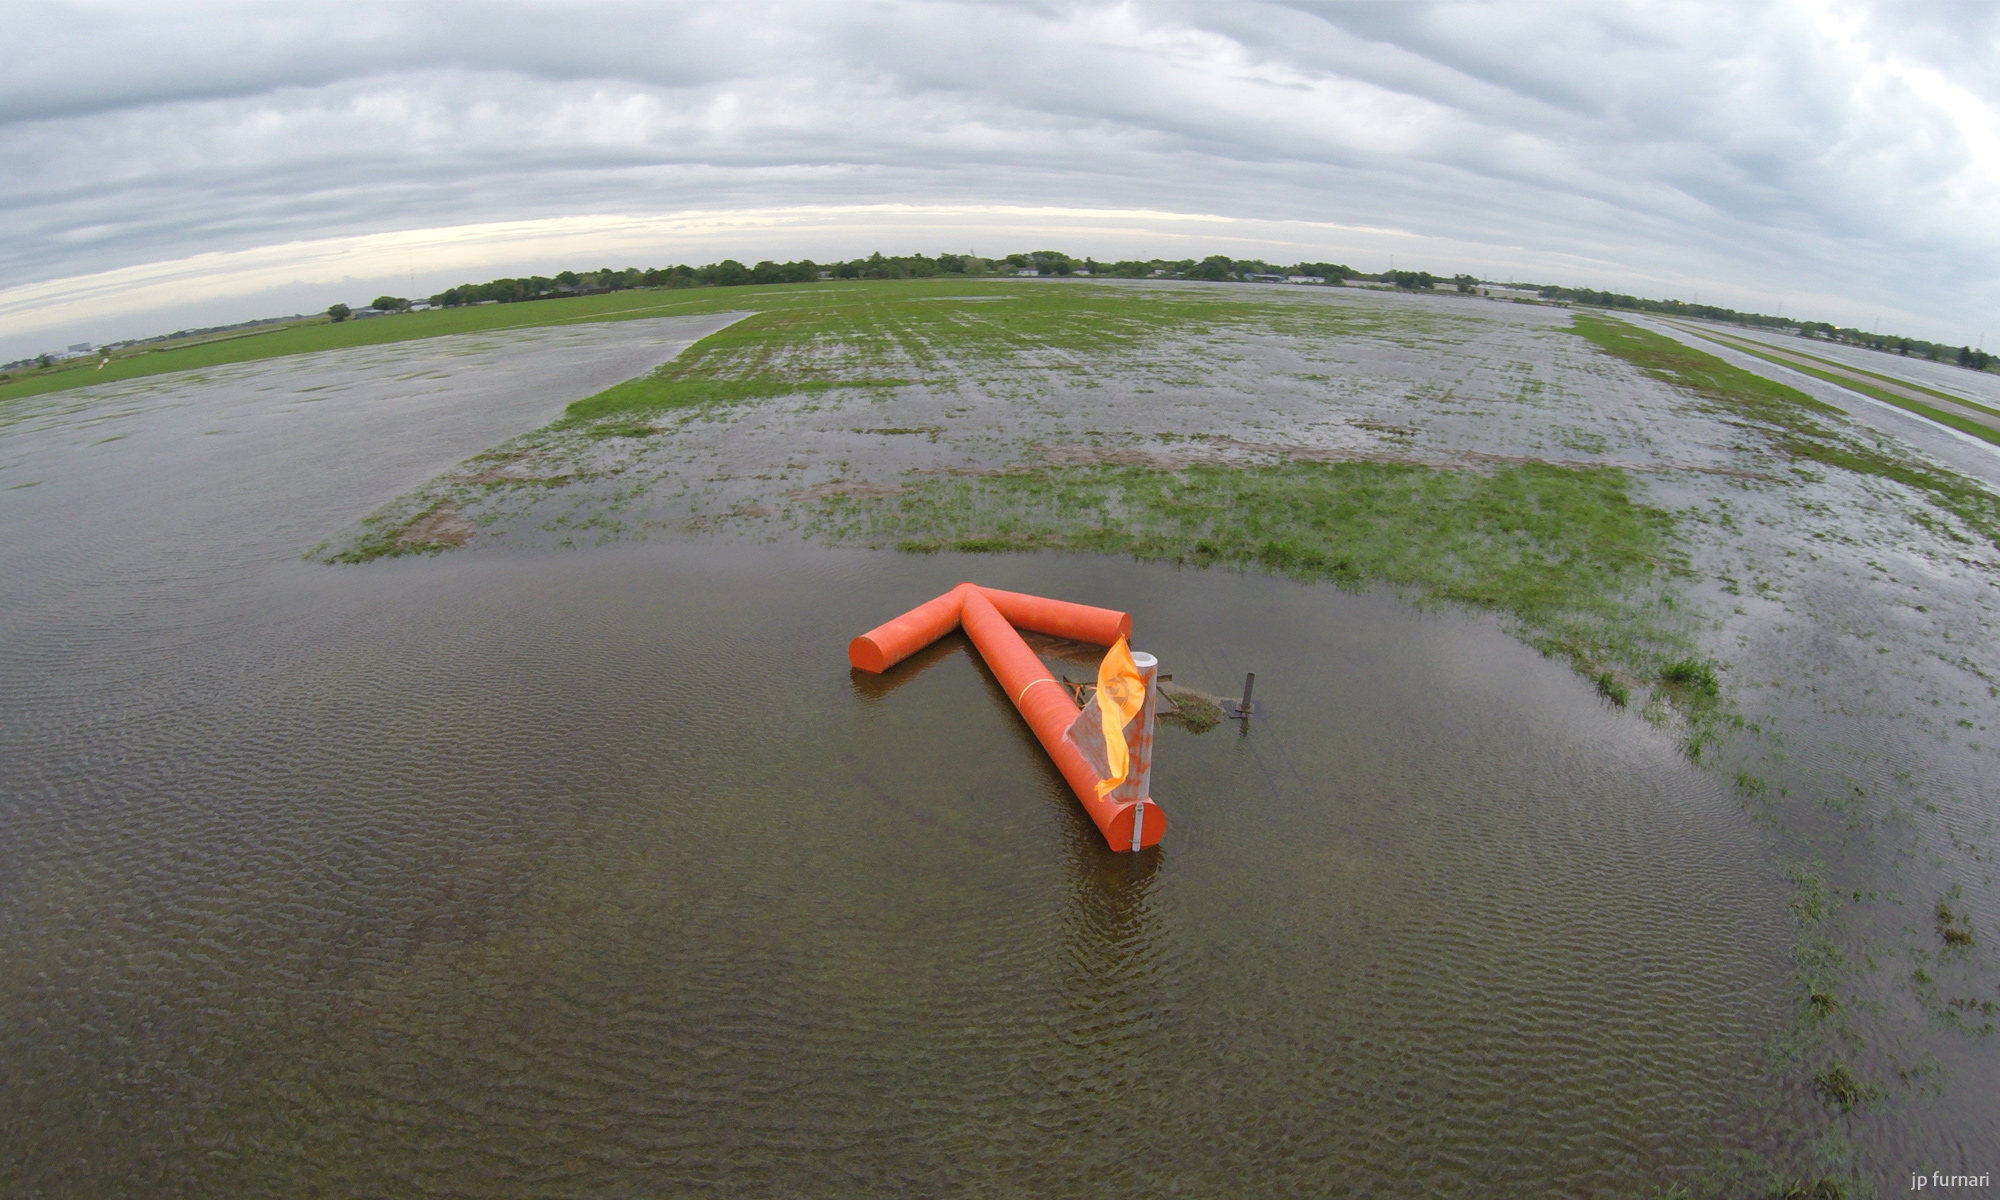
975, 585, 1130, 646
959, 588, 1162, 851
848, 582, 976, 673
847, 582, 1131, 673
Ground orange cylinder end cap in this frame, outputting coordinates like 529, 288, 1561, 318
848, 635, 889, 673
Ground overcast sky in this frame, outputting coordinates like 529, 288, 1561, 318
5, 0, 1997, 359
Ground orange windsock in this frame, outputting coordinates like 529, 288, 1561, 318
1079, 636, 1147, 797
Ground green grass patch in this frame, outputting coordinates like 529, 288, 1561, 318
549, 279, 1412, 425
1571, 315, 2000, 547
815, 458, 1692, 677
1659, 657, 1720, 696
1158, 682, 1224, 733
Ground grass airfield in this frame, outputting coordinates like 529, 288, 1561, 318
315, 277, 2000, 1184
12, 275, 1998, 1189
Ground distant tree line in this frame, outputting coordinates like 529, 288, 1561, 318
1540, 286, 1811, 331
314, 252, 1998, 377
400, 253, 1375, 313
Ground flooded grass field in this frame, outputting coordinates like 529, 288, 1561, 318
4, 280, 1997, 1195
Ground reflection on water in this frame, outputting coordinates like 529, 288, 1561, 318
0, 337, 1793, 1196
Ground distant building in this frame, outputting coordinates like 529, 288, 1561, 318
349, 307, 386, 319
1016, 268, 1040, 277
69, 341, 93, 353
1244, 273, 1284, 283
1285, 275, 1326, 285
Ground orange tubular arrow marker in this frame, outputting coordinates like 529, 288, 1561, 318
848, 583, 1163, 852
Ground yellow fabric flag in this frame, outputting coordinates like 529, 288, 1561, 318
1092, 636, 1147, 798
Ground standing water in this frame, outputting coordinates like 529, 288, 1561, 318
1, 325, 1792, 1196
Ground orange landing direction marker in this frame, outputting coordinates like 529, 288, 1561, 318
849, 583, 1164, 852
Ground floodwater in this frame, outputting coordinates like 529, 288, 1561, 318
0, 311, 1938, 1196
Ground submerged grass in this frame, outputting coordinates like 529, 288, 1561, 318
317, 280, 1416, 563
1811, 1063, 1876, 1113
322, 499, 463, 563
1158, 682, 1224, 733
816, 458, 1691, 678
9, 276, 1350, 417
1572, 315, 2000, 547
553, 280, 1401, 425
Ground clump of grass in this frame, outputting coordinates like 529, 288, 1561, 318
1811, 1062, 1876, 1112
1777, 1175, 1848, 1200
1936, 898, 1977, 948
1593, 671, 1629, 706
1658, 657, 1720, 704
1659, 657, 1717, 692
1786, 863, 1831, 925
1158, 682, 1222, 733
1806, 990, 1839, 1018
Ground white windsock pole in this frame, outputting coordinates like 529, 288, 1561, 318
1112, 651, 1159, 851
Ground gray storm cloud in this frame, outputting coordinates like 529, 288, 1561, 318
4, 0, 1996, 346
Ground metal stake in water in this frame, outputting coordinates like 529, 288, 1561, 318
1222, 672, 1256, 720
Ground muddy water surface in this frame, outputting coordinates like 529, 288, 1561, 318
0, 322, 1795, 1195
1, 540, 1790, 1197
